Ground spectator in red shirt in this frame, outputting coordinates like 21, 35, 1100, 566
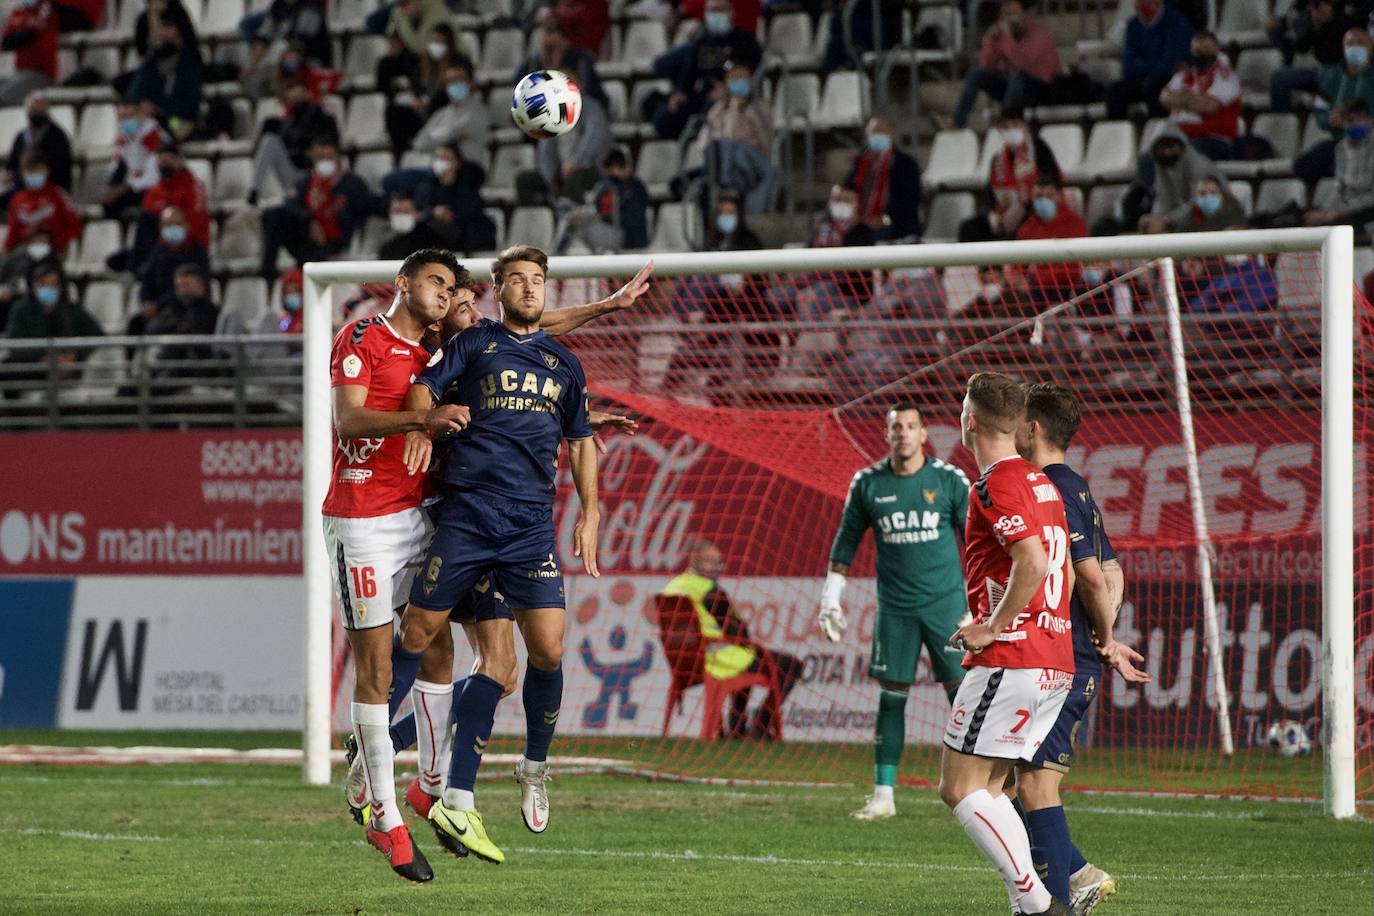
1159, 30, 1241, 162
959, 109, 1062, 243
0, 0, 59, 105
103, 100, 169, 219
1, 91, 72, 213
1013, 174, 1088, 305
259, 135, 375, 280
114, 142, 210, 275
954, 0, 1063, 128
547, 0, 612, 57
4, 149, 81, 255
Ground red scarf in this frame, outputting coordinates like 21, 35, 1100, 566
990, 143, 1039, 204
851, 150, 892, 224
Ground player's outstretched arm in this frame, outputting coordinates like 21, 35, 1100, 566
398, 383, 468, 475
588, 410, 638, 455
952, 536, 1047, 653
568, 436, 600, 578
334, 385, 467, 442
539, 260, 654, 336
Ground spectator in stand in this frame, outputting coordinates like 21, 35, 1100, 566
650, 0, 762, 140
259, 135, 374, 279
819, 0, 901, 75
515, 20, 612, 195
958, 110, 1060, 243
1294, 28, 1374, 186
412, 60, 491, 155
137, 206, 210, 310
1141, 175, 1246, 233
249, 78, 340, 204
1013, 174, 1088, 306
786, 184, 876, 321
545, 0, 612, 57
1158, 30, 1241, 162
1108, 127, 1232, 233
4, 149, 81, 256
114, 0, 198, 96
268, 268, 304, 335
1186, 253, 1278, 313
700, 60, 776, 214
3, 261, 100, 397
240, 0, 330, 100
842, 117, 923, 241
130, 263, 221, 388
115, 141, 210, 278
384, 23, 469, 153
377, 193, 451, 260
0, 225, 58, 328
103, 100, 168, 219
376, 0, 456, 97
412, 143, 496, 254
1302, 99, 1374, 230
953, 0, 1062, 129
0, 0, 58, 106
2, 90, 72, 211
1106, 0, 1194, 120
54, 0, 102, 31
556, 146, 650, 252
1269, 0, 1352, 112
681, 0, 760, 34
130, 18, 205, 139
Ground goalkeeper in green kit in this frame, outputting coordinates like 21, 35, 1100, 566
820, 403, 972, 820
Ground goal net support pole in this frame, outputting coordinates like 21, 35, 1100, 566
297, 232, 1357, 818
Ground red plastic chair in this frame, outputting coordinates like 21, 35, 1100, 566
655, 594, 705, 735
699, 664, 783, 742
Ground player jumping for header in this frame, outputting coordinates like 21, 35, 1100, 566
940, 372, 1074, 916
820, 402, 972, 820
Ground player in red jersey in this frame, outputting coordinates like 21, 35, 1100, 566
939, 372, 1074, 916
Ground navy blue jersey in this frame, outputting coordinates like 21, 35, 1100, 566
1042, 463, 1117, 678
417, 318, 593, 505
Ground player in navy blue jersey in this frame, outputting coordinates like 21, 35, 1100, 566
1014, 383, 1149, 914
384, 245, 602, 863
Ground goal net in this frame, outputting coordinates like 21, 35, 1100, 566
301, 229, 1368, 817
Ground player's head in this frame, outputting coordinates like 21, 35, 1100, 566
438, 266, 480, 337
173, 262, 207, 303
886, 402, 927, 461
961, 372, 1026, 450
491, 245, 549, 326
688, 539, 725, 579
397, 247, 460, 326
1018, 382, 1082, 462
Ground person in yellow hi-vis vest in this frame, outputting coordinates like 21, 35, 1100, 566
661, 540, 802, 739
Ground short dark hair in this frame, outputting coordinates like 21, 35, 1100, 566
602, 146, 629, 170
490, 245, 548, 285
173, 262, 206, 281
399, 247, 461, 282
452, 265, 476, 292
887, 402, 923, 422
1194, 28, 1218, 43
1023, 382, 1083, 451
20, 149, 47, 170
310, 132, 340, 150
966, 372, 1026, 433
1034, 173, 1062, 189
390, 191, 418, 207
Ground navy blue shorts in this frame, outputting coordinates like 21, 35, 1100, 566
410, 488, 566, 613
1027, 669, 1099, 772
448, 574, 514, 622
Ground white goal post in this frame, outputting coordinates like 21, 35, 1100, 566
299, 227, 1357, 818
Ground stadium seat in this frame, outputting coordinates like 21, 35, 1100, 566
763, 12, 814, 67
1217, 0, 1272, 46
923, 129, 982, 191
83, 281, 128, 333
924, 192, 976, 242
1230, 181, 1254, 215
80, 45, 121, 80
1256, 177, 1307, 212
76, 103, 117, 156
942, 265, 984, 313
199, 0, 245, 38
332, 0, 372, 28
76, 345, 127, 400
1080, 120, 1136, 182
649, 202, 700, 252
222, 278, 270, 329
1299, 114, 1331, 152
1249, 112, 1300, 160
216, 208, 262, 261
813, 71, 867, 129
507, 206, 556, 251
343, 35, 387, 90
485, 143, 535, 205
0, 106, 24, 143
1040, 123, 1085, 181
1085, 183, 1127, 229
213, 157, 253, 205
771, 72, 820, 131
74, 162, 111, 208
1312, 176, 1338, 210
1138, 117, 1169, 153
48, 104, 76, 137
349, 150, 393, 189
629, 78, 671, 125
1236, 48, 1282, 105
912, 5, 962, 70
635, 139, 681, 200
603, 20, 668, 79
77, 220, 122, 268
602, 79, 627, 121
351, 216, 390, 258
186, 158, 213, 192
343, 93, 388, 149
479, 28, 524, 82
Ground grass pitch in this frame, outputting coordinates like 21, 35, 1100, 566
1, 731, 1369, 915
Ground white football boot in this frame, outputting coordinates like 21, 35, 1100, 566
849, 793, 897, 820
1069, 862, 1117, 915
515, 758, 551, 833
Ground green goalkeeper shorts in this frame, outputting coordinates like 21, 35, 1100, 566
868, 596, 969, 686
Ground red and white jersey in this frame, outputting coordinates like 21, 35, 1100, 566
322, 315, 432, 519
1165, 60, 1241, 140
962, 455, 1073, 672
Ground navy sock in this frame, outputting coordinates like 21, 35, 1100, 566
522, 664, 563, 763
389, 714, 417, 754
1025, 805, 1074, 904
1068, 842, 1088, 875
446, 673, 503, 792
387, 637, 425, 719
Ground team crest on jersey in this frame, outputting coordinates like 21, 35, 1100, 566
924, 489, 938, 504
341, 354, 363, 378
483, 341, 498, 354
542, 352, 559, 370
427, 348, 443, 367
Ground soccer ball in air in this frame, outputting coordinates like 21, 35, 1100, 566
511, 69, 582, 139
1266, 720, 1312, 758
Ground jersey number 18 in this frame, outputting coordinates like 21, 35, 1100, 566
1042, 525, 1068, 610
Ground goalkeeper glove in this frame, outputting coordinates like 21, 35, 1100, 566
818, 572, 848, 642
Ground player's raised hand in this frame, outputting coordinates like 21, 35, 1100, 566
403, 430, 432, 476
603, 261, 654, 312
1099, 639, 1150, 683
573, 511, 600, 578
423, 404, 469, 437
817, 600, 847, 642
588, 410, 638, 454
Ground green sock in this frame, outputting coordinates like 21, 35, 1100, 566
874, 688, 907, 787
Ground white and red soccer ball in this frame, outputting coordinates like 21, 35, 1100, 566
511, 69, 582, 139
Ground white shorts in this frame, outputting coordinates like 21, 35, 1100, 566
943, 666, 1072, 761
323, 508, 434, 631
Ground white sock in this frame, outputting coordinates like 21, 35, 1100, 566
442, 787, 475, 811
411, 679, 453, 797
872, 784, 894, 803
351, 702, 403, 832
952, 789, 1051, 914
519, 755, 547, 774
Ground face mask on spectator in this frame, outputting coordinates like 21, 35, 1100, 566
1190, 52, 1216, 70
1137, 0, 1162, 20
427, 41, 449, 60
17, 0, 38, 8
1346, 45, 1370, 68
314, 158, 338, 179
1348, 123, 1370, 141
447, 81, 470, 103
284, 292, 302, 313
1033, 197, 1057, 221
157, 41, 180, 60
26, 242, 50, 261
119, 117, 140, 137
158, 163, 178, 179
22, 171, 45, 190
1083, 267, 1103, 284
1000, 126, 1026, 147
1196, 192, 1222, 215
161, 225, 187, 246
28, 111, 48, 128
1154, 147, 1183, 167
829, 201, 856, 222
705, 11, 731, 34
432, 157, 453, 176
390, 212, 417, 233
867, 132, 892, 153
727, 78, 751, 98
716, 213, 738, 235
35, 286, 60, 307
